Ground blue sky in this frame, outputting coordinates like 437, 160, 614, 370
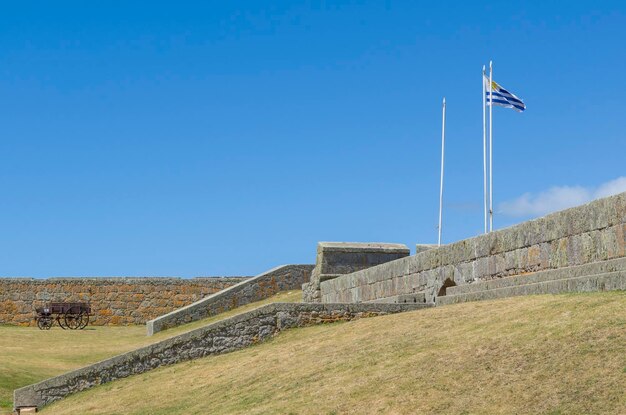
1, 1, 625, 277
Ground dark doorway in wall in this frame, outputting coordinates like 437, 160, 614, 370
437, 278, 456, 297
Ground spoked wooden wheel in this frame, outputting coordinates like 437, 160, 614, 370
37, 316, 53, 330
64, 308, 83, 330
79, 313, 89, 329
58, 315, 68, 330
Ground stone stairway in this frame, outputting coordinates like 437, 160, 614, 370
437, 257, 626, 306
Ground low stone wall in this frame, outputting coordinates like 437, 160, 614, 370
302, 242, 410, 302
147, 264, 314, 335
321, 192, 626, 303
0, 277, 247, 326
14, 302, 427, 412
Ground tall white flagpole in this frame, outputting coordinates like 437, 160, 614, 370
482, 65, 488, 234
438, 97, 446, 247
489, 60, 494, 232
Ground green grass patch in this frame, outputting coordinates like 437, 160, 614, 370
38, 291, 626, 415
0, 290, 302, 415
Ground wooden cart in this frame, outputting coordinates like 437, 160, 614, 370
35, 302, 92, 330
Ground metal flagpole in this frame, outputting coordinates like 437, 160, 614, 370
482, 65, 488, 234
438, 97, 446, 247
489, 60, 494, 232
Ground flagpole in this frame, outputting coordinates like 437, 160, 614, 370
489, 60, 494, 232
438, 97, 446, 247
482, 65, 487, 234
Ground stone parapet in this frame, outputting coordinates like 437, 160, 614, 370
321, 192, 626, 303
0, 277, 247, 326
147, 264, 314, 335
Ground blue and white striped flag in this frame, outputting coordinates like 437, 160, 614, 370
484, 75, 526, 112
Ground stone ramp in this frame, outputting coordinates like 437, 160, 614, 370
446, 257, 626, 297
437, 269, 626, 306
14, 302, 429, 413
146, 264, 313, 335
345, 258, 626, 306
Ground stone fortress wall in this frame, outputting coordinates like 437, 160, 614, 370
320, 192, 626, 303
11, 192, 626, 413
0, 277, 248, 326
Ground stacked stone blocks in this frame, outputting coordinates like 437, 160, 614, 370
302, 242, 410, 302
0, 277, 247, 326
321, 192, 626, 303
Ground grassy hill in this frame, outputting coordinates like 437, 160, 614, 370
0, 290, 301, 415
37, 291, 626, 415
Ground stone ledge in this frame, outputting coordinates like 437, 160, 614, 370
447, 257, 626, 296
436, 270, 626, 306
318, 242, 410, 254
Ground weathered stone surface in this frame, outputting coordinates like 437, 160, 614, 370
14, 302, 429, 412
0, 277, 248, 326
446, 257, 626, 296
321, 192, 626, 304
436, 270, 626, 306
365, 292, 427, 304
147, 265, 313, 335
303, 242, 410, 303
415, 244, 437, 254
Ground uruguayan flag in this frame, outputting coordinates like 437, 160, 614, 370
484, 75, 526, 112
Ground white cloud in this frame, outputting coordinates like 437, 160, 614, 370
594, 177, 626, 199
498, 177, 626, 218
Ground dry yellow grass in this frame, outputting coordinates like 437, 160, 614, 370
40, 291, 626, 415
0, 290, 301, 415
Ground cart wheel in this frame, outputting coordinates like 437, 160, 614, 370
58, 315, 68, 330
79, 313, 89, 329
43, 317, 53, 330
37, 317, 53, 330
64, 309, 82, 330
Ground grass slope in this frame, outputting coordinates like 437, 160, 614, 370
42, 292, 626, 415
0, 290, 301, 414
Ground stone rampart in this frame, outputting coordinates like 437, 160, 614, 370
14, 302, 427, 412
147, 264, 314, 335
302, 242, 410, 302
0, 277, 247, 326
321, 192, 626, 303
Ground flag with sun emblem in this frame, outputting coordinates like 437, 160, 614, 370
483, 75, 526, 112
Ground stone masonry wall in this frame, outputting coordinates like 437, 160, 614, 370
302, 242, 410, 302
147, 264, 314, 335
321, 192, 626, 303
13, 302, 427, 412
0, 277, 247, 326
